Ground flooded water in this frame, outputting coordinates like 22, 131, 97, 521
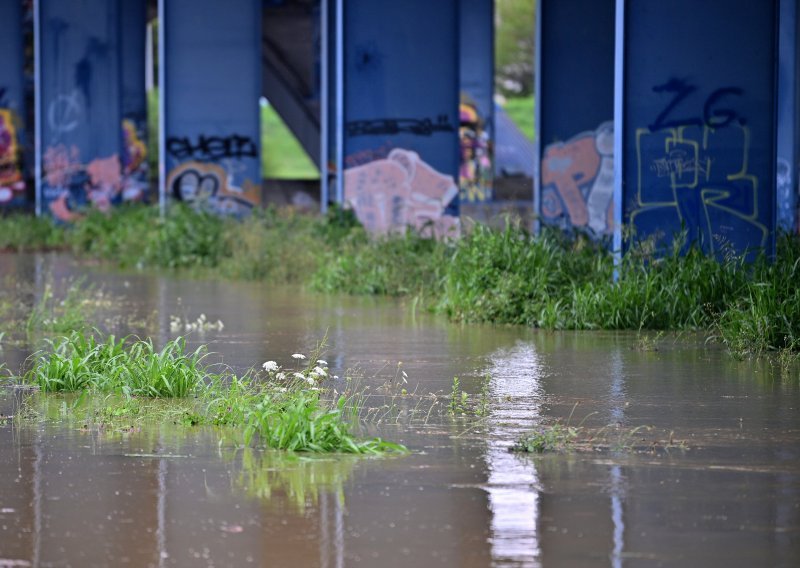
1, 253, 799, 567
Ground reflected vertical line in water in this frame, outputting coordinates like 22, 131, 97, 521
320, 492, 330, 568
157, 279, 169, 347
609, 348, 626, 568
485, 342, 544, 567
334, 494, 345, 568
157, 459, 167, 568
32, 435, 42, 568
610, 466, 625, 568
609, 348, 625, 425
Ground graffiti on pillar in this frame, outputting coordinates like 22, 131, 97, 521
0, 109, 26, 204
541, 121, 614, 236
343, 148, 459, 238
122, 119, 148, 201
166, 134, 258, 161
346, 116, 455, 138
459, 101, 493, 203
166, 133, 261, 215
167, 161, 261, 217
630, 79, 768, 253
42, 120, 149, 222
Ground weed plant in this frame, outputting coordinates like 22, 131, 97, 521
15, 331, 406, 455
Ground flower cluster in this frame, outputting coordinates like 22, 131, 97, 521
261, 354, 331, 390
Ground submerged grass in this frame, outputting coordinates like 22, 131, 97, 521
0, 203, 798, 357
14, 331, 406, 455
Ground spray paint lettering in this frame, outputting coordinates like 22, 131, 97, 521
459, 101, 493, 203
343, 148, 459, 238
346, 116, 455, 138
632, 81, 767, 254
541, 121, 614, 236
0, 109, 26, 204
167, 161, 260, 217
166, 134, 258, 161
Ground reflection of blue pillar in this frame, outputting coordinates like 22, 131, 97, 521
459, 0, 494, 204
161, 0, 262, 217
778, 0, 799, 233
534, 0, 615, 239
120, 0, 148, 202
618, 0, 778, 260
0, 0, 28, 208
36, 0, 123, 221
340, 0, 460, 237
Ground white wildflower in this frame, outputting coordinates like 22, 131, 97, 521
293, 372, 305, 380
305, 376, 315, 386
276, 372, 286, 380
317, 359, 328, 366
262, 361, 279, 372
292, 353, 306, 360
313, 366, 327, 377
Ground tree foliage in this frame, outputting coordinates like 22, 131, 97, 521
495, 0, 535, 97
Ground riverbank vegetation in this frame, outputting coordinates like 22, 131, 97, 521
13, 330, 405, 455
1, 204, 797, 359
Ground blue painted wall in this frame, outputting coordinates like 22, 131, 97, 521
460, 0, 494, 203
622, 0, 778, 259
0, 0, 28, 208
342, 0, 460, 236
37, 0, 123, 221
537, 0, 615, 237
163, 0, 261, 216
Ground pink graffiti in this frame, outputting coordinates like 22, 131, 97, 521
343, 149, 459, 238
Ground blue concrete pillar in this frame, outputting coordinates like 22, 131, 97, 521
120, 0, 148, 202
534, 0, 615, 238
778, 0, 800, 233
0, 0, 28, 208
36, 0, 125, 220
617, 0, 778, 259
460, 0, 494, 203
161, 0, 262, 216
339, 0, 460, 237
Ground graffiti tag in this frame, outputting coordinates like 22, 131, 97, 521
649, 78, 744, 131
346, 115, 455, 137
47, 90, 83, 135
166, 134, 258, 161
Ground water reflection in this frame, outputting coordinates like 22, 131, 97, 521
483, 341, 545, 567
0, 253, 799, 566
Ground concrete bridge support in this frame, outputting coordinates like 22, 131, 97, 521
0, 0, 27, 208
332, 0, 461, 236
160, 0, 262, 216
617, 0, 779, 260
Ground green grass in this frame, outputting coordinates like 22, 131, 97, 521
1, 204, 798, 358
261, 103, 319, 179
16, 331, 406, 455
502, 96, 534, 141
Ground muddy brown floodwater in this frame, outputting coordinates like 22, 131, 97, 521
1, 253, 799, 567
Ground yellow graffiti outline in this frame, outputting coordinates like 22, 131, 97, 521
633, 122, 768, 252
